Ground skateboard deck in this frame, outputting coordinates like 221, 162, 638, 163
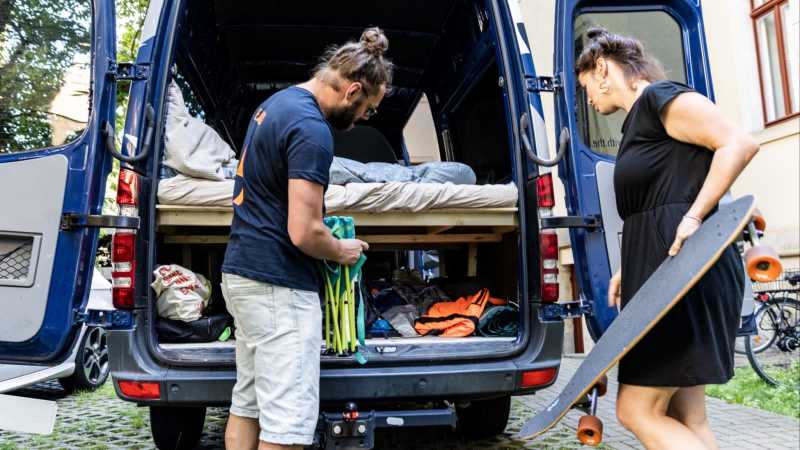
518, 195, 756, 440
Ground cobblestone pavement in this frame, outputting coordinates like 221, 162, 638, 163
1, 356, 798, 449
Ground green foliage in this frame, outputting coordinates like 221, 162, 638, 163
0, 0, 92, 153
706, 362, 800, 418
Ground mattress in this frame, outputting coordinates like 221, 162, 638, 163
157, 174, 518, 213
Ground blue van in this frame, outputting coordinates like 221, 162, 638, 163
0, 0, 719, 448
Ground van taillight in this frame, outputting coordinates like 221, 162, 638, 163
536, 172, 559, 302
536, 173, 555, 209
540, 231, 559, 302
117, 169, 138, 207
113, 168, 139, 309
112, 231, 136, 309
520, 367, 557, 388
118, 380, 160, 399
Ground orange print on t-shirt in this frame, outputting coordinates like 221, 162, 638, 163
254, 109, 266, 126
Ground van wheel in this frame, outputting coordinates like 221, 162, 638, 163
456, 396, 511, 440
149, 406, 206, 450
59, 326, 109, 392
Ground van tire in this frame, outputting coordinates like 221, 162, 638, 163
456, 396, 511, 440
58, 326, 109, 393
149, 406, 206, 450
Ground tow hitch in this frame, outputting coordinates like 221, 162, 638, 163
319, 402, 375, 449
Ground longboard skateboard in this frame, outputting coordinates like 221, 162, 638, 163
518, 195, 756, 445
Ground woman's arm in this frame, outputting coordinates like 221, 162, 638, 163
660, 92, 759, 255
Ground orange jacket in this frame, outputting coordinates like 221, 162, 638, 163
414, 288, 506, 337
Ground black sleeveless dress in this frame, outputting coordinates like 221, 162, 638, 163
615, 81, 745, 387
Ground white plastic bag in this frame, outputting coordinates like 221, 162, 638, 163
151, 264, 212, 322
163, 81, 235, 180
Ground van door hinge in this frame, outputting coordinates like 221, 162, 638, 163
107, 60, 149, 81
74, 309, 89, 324
60, 213, 140, 231
538, 299, 594, 322
540, 215, 602, 230
526, 75, 561, 93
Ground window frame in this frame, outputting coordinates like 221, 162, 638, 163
751, 0, 799, 126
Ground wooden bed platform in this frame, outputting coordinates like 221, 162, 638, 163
156, 205, 518, 243
156, 204, 519, 276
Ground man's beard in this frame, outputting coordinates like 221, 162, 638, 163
327, 103, 360, 131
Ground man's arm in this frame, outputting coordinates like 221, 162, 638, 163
287, 179, 368, 265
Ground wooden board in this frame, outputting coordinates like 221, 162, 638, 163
156, 205, 518, 228
164, 233, 504, 245
517, 195, 756, 441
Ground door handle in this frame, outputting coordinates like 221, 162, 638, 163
520, 114, 568, 167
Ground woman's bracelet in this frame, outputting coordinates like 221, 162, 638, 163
684, 214, 703, 224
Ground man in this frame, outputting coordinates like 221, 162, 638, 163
221, 28, 394, 450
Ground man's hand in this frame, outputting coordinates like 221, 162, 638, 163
608, 270, 622, 309
336, 239, 369, 265
668, 216, 702, 256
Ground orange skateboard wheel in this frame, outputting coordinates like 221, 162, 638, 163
594, 374, 608, 397
751, 207, 766, 232
577, 415, 603, 446
744, 245, 783, 282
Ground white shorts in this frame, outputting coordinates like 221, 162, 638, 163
221, 273, 322, 445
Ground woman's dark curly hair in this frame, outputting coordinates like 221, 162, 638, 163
576, 27, 666, 82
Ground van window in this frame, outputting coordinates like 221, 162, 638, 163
403, 94, 441, 163
574, 11, 687, 157
0, 1, 92, 154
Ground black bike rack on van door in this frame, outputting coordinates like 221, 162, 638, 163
102, 104, 156, 164
520, 74, 567, 167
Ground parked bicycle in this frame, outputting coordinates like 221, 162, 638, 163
745, 270, 800, 387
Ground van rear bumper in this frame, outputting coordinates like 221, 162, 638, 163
108, 319, 563, 406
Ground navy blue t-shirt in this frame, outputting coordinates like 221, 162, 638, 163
222, 87, 333, 292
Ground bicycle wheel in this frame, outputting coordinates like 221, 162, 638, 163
744, 303, 781, 354
745, 297, 800, 387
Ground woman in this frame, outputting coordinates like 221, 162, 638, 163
576, 28, 758, 449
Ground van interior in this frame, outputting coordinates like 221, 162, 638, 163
149, 0, 530, 364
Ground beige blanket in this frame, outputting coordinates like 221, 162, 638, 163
157, 174, 518, 212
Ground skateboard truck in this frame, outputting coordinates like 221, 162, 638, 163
742, 210, 782, 282
575, 374, 607, 446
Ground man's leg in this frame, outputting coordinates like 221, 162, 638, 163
222, 275, 264, 450
227, 414, 260, 450
258, 441, 301, 450
667, 386, 718, 450
255, 286, 321, 448
616, 383, 708, 450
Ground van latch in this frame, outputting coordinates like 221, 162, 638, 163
61, 213, 140, 231
526, 75, 561, 93
107, 60, 149, 81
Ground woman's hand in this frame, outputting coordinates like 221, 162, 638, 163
668, 216, 702, 256
608, 269, 622, 309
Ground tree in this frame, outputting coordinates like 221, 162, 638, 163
0, 0, 92, 153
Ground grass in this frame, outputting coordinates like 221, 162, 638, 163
706, 363, 800, 418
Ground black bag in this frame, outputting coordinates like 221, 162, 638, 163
156, 314, 233, 343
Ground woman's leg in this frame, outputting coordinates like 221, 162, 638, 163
617, 383, 708, 450
667, 386, 718, 450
